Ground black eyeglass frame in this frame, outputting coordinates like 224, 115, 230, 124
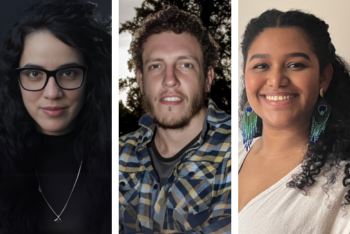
15, 65, 88, 91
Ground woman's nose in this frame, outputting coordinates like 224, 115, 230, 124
42, 76, 63, 99
266, 67, 289, 88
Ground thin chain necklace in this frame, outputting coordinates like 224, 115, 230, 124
36, 160, 83, 223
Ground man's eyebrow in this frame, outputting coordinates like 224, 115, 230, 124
21, 62, 83, 69
144, 58, 164, 65
249, 53, 270, 62
144, 56, 201, 66
177, 56, 200, 65
285, 52, 311, 61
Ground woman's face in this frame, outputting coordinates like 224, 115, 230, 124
19, 30, 86, 135
244, 27, 332, 130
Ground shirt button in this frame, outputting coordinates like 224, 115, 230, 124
189, 172, 195, 177
120, 181, 126, 187
153, 184, 159, 190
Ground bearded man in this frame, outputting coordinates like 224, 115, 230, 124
119, 6, 231, 234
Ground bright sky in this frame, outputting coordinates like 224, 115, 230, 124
119, 0, 144, 105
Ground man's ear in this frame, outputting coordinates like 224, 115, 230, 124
320, 63, 333, 93
205, 67, 214, 93
136, 69, 143, 94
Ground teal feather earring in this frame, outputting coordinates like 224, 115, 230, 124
310, 88, 332, 145
242, 101, 258, 151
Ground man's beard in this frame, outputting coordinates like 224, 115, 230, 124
141, 87, 206, 130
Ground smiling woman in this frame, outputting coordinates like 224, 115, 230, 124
0, 0, 111, 233
245, 27, 331, 132
239, 10, 350, 233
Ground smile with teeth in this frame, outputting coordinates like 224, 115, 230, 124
265, 95, 295, 101
163, 97, 182, 101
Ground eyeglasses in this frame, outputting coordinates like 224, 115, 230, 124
15, 65, 88, 91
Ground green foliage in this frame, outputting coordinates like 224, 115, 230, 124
119, 0, 231, 135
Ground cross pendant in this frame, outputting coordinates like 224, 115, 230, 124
54, 217, 62, 223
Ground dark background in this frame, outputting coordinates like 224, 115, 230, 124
0, 0, 111, 39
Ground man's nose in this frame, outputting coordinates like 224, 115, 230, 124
162, 66, 179, 88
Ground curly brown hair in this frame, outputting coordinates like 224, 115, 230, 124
129, 5, 220, 78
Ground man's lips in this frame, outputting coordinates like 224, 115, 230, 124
41, 106, 67, 116
159, 95, 184, 106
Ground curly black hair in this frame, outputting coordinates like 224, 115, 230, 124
0, 0, 111, 231
129, 5, 220, 78
240, 9, 350, 205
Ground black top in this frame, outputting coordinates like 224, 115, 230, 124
0, 131, 111, 234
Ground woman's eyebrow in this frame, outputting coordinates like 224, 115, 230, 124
57, 62, 83, 69
249, 53, 270, 62
285, 52, 311, 61
22, 64, 43, 69
248, 52, 311, 62
21, 62, 82, 69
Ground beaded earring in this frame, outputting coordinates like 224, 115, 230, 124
242, 101, 258, 151
310, 88, 332, 145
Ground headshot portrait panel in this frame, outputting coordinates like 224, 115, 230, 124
239, 0, 350, 233
119, 1, 231, 233
0, 0, 111, 233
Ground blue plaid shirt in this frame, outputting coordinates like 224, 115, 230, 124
119, 99, 231, 233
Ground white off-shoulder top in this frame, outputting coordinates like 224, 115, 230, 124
239, 138, 350, 234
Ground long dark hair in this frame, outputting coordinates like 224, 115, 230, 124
0, 0, 111, 231
240, 9, 350, 205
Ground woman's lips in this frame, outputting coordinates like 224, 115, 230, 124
41, 107, 66, 116
262, 94, 297, 106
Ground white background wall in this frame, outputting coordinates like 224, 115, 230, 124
239, 0, 350, 70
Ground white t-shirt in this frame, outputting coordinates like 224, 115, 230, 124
239, 138, 350, 234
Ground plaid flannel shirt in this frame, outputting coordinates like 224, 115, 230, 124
119, 99, 231, 234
